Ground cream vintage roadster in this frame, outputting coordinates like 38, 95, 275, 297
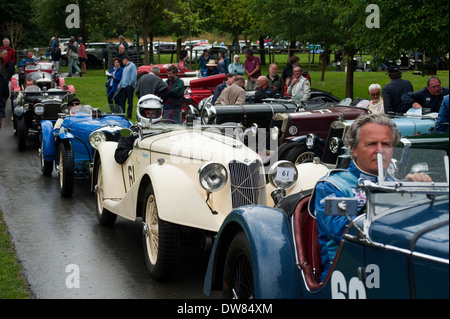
91, 115, 327, 281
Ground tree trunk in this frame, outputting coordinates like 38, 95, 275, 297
345, 51, 355, 99
259, 36, 266, 66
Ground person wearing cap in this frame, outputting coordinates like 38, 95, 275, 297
211, 73, 235, 105
203, 60, 220, 77
228, 54, 245, 75
215, 75, 246, 105
117, 55, 137, 119
401, 76, 449, 113
381, 65, 413, 113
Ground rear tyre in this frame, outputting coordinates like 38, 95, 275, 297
223, 231, 255, 299
142, 184, 180, 281
58, 142, 74, 197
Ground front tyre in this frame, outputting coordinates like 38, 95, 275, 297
16, 117, 27, 151
95, 161, 117, 226
40, 138, 53, 176
142, 184, 180, 281
58, 142, 74, 197
223, 231, 255, 299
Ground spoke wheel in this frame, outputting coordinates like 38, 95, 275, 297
143, 184, 179, 281
285, 144, 319, 165
223, 232, 255, 299
95, 162, 117, 226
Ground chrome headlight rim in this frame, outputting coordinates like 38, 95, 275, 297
89, 130, 107, 149
198, 162, 228, 193
329, 137, 343, 154
268, 160, 298, 190
201, 105, 216, 124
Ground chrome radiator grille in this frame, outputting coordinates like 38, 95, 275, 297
229, 160, 266, 208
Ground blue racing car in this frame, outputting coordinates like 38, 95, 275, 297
203, 147, 449, 299
40, 105, 132, 197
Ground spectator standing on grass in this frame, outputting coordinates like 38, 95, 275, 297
198, 49, 210, 75
0, 49, 9, 129
217, 51, 230, 74
78, 39, 87, 74
106, 57, 123, 111
382, 65, 413, 114
163, 65, 184, 123
118, 35, 129, 51
116, 45, 126, 67
244, 49, 260, 90
117, 55, 137, 119
67, 39, 81, 77
51, 44, 61, 73
228, 54, 245, 75
135, 65, 169, 99
0, 38, 15, 80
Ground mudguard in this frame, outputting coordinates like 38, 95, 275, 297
41, 120, 56, 161
145, 164, 223, 231
204, 205, 301, 298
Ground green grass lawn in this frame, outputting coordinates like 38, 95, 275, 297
0, 209, 31, 299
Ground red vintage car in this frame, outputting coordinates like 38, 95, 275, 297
137, 62, 198, 79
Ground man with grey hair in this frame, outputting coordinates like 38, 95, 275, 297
135, 65, 169, 99
309, 113, 430, 282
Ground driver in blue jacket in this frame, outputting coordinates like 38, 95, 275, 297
309, 113, 431, 282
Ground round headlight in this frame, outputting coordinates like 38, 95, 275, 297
198, 162, 228, 192
201, 106, 216, 124
268, 160, 298, 189
89, 131, 106, 149
329, 137, 343, 154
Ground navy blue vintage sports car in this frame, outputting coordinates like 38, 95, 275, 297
40, 105, 132, 197
203, 147, 449, 299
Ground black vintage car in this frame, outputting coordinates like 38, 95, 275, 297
12, 86, 75, 151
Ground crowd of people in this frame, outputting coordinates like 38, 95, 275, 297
1, 35, 449, 130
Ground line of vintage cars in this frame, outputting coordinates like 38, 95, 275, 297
14, 64, 448, 299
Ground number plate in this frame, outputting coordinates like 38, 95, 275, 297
35, 106, 44, 114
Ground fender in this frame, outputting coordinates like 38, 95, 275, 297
144, 164, 223, 231
204, 206, 301, 299
100, 158, 222, 230
41, 120, 56, 161
58, 131, 75, 140
94, 141, 126, 199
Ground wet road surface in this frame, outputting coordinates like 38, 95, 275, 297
0, 102, 214, 299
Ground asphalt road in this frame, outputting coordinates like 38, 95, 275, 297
0, 100, 213, 299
